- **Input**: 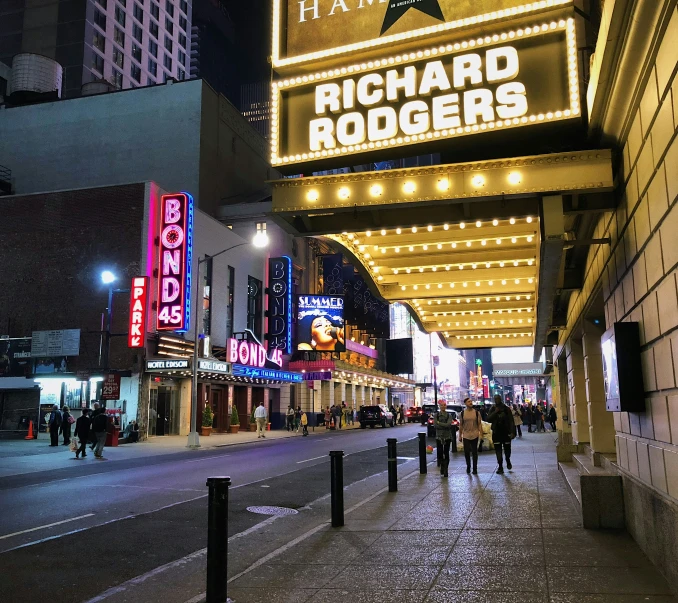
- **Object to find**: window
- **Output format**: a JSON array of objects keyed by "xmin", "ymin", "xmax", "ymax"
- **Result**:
[
  {"xmin": 132, "ymin": 43, "xmax": 142, "ymax": 62},
  {"xmin": 118, "ymin": 0, "xmax": 126, "ymax": 5},
  {"xmin": 179, "ymin": 15, "xmax": 186, "ymax": 31},
  {"xmin": 178, "ymin": 49, "xmax": 185, "ymax": 67},
  {"xmin": 94, "ymin": 8, "xmax": 107, "ymax": 30},
  {"xmin": 148, "ymin": 57, "xmax": 157, "ymax": 76},
  {"xmin": 180, "ymin": 0, "xmax": 187, "ymax": 14},
  {"xmin": 164, "ymin": 35, "xmax": 172, "ymax": 52},
  {"xmin": 115, "ymin": 5, "xmax": 126, "ymax": 26},
  {"xmin": 133, "ymin": 23, "xmax": 143, "ymax": 42},
  {"xmin": 131, "ymin": 64, "xmax": 141, "ymax": 82},
  {"xmin": 151, "ymin": 2, "xmax": 159, "ymax": 19},
  {"xmin": 226, "ymin": 266, "xmax": 234, "ymax": 339},
  {"xmin": 93, "ymin": 30, "xmax": 106, "ymax": 53},
  {"xmin": 133, "ymin": 3, "xmax": 144, "ymax": 23},
  {"xmin": 113, "ymin": 46, "xmax": 124, "ymax": 68},
  {"xmin": 150, "ymin": 20, "xmax": 159, "ymax": 38},
  {"xmin": 96, "ymin": 0, "xmax": 108, "ymax": 9},
  {"xmin": 114, "ymin": 27, "xmax": 125, "ymax": 48},
  {"xmin": 163, "ymin": 71, "xmax": 171, "ymax": 82},
  {"xmin": 147, "ymin": 75, "xmax": 155, "ymax": 85},
  {"xmin": 247, "ymin": 276, "xmax": 263, "ymax": 340},
  {"xmin": 112, "ymin": 68, "xmax": 123, "ymax": 88},
  {"xmin": 165, "ymin": 0, "xmax": 174, "ymax": 16},
  {"xmin": 177, "ymin": 67, "xmax": 184, "ymax": 80},
  {"xmin": 148, "ymin": 38, "xmax": 158, "ymax": 57},
  {"xmin": 92, "ymin": 51, "xmax": 104, "ymax": 74},
  {"xmin": 163, "ymin": 53, "xmax": 172, "ymax": 70},
  {"xmin": 178, "ymin": 33, "xmax": 186, "ymax": 48},
  {"xmin": 165, "ymin": 16, "xmax": 173, "ymax": 34}
]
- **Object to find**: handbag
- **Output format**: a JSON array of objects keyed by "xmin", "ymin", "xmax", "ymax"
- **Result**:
[
  {"xmin": 67, "ymin": 415, "xmax": 75, "ymax": 424},
  {"xmin": 69, "ymin": 439, "xmax": 78, "ymax": 452}
]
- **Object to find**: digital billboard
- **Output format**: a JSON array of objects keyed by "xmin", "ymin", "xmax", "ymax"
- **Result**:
[{"xmin": 296, "ymin": 295, "xmax": 346, "ymax": 352}]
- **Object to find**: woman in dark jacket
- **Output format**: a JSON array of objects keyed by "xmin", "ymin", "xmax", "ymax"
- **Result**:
[
  {"xmin": 60, "ymin": 406, "xmax": 73, "ymax": 446},
  {"xmin": 487, "ymin": 395, "xmax": 516, "ymax": 474},
  {"xmin": 434, "ymin": 401, "xmax": 454, "ymax": 478}
]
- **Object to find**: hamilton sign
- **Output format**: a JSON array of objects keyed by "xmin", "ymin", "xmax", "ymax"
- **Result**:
[{"xmin": 272, "ymin": 20, "xmax": 579, "ymax": 168}]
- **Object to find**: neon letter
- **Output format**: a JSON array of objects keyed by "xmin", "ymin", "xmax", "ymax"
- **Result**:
[
  {"xmin": 309, "ymin": 118, "xmax": 336, "ymax": 151},
  {"xmin": 386, "ymin": 66, "xmax": 416, "ymax": 101},
  {"xmin": 453, "ymin": 53, "xmax": 482, "ymax": 89},
  {"xmin": 432, "ymin": 94, "xmax": 461, "ymax": 129},
  {"xmin": 399, "ymin": 100, "xmax": 430, "ymax": 136},
  {"xmin": 463, "ymin": 89, "xmax": 495, "ymax": 125},
  {"xmin": 367, "ymin": 106, "xmax": 398, "ymax": 141},
  {"xmin": 486, "ymin": 47, "xmax": 519, "ymax": 83},
  {"xmin": 419, "ymin": 60, "xmax": 451, "ymax": 95}
]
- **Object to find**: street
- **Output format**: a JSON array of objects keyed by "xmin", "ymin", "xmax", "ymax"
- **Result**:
[{"xmin": 1, "ymin": 424, "xmax": 424, "ymax": 603}]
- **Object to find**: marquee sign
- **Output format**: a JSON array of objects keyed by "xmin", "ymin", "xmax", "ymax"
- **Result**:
[
  {"xmin": 197, "ymin": 359, "xmax": 232, "ymax": 374},
  {"xmin": 232, "ymin": 364, "xmax": 304, "ymax": 383},
  {"xmin": 226, "ymin": 338, "xmax": 283, "ymax": 369},
  {"xmin": 272, "ymin": 0, "xmax": 573, "ymax": 69},
  {"xmin": 156, "ymin": 192, "xmax": 194, "ymax": 333},
  {"xmin": 271, "ymin": 19, "xmax": 579, "ymax": 168},
  {"xmin": 128, "ymin": 277, "xmax": 149, "ymax": 348},
  {"xmin": 146, "ymin": 358, "xmax": 190, "ymax": 370},
  {"xmin": 267, "ymin": 257, "xmax": 293, "ymax": 354}
]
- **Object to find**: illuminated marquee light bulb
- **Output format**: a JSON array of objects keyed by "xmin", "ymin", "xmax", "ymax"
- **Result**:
[
  {"xmin": 446, "ymin": 265, "xmax": 451, "ymax": 271},
  {"xmin": 492, "ymin": 219, "xmax": 499, "ymax": 226},
  {"xmin": 463, "ymin": 282, "xmax": 468, "ymax": 287},
  {"xmin": 396, "ymin": 228, "xmax": 402, "ymax": 235},
  {"xmin": 528, "ymin": 259, "xmax": 534, "ymax": 266},
  {"xmin": 443, "ymin": 223, "xmax": 449, "ymax": 230},
  {"xmin": 471, "ymin": 263, "xmax": 477, "ymax": 269},
  {"xmin": 515, "ymin": 279, "xmax": 520, "ymax": 284},
  {"xmin": 475, "ymin": 220, "xmax": 482, "ymax": 228},
  {"xmin": 486, "ymin": 262, "xmax": 491, "ymax": 268},
  {"xmin": 475, "ymin": 281, "xmax": 480, "ymax": 287},
  {"xmin": 509, "ymin": 218, "xmax": 516, "ymax": 225},
  {"xmin": 501, "ymin": 280, "xmax": 507, "ymax": 285},
  {"xmin": 513, "ymin": 260, "xmax": 519, "ymax": 266},
  {"xmin": 393, "ymin": 269, "xmax": 399, "ymax": 275},
  {"xmin": 432, "ymin": 266, "xmax": 437, "ymax": 272},
  {"xmin": 409, "ymin": 246, "xmax": 414, "ymax": 252},
  {"xmin": 438, "ymin": 178, "xmax": 450, "ymax": 192},
  {"xmin": 380, "ymin": 229, "xmax": 386, "ymax": 236},
  {"xmin": 451, "ymin": 242, "xmax": 457, "ymax": 248},
  {"xmin": 499, "ymin": 261, "xmax": 505, "ymax": 267},
  {"xmin": 419, "ymin": 267, "xmax": 424, "ymax": 272},
  {"xmin": 488, "ymin": 280, "xmax": 493, "ymax": 286},
  {"xmin": 526, "ymin": 216, "xmax": 533, "ymax": 223},
  {"xmin": 395, "ymin": 247, "xmax": 400, "ymax": 253},
  {"xmin": 459, "ymin": 264, "xmax": 464, "ymax": 270},
  {"xmin": 338, "ymin": 187, "xmax": 350, "ymax": 200},
  {"xmin": 511, "ymin": 237, "xmax": 517, "ymax": 244},
  {"xmin": 466, "ymin": 241, "xmax": 472, "ymax": 247},
  {"xmin": 403, "ymin": 182, "xmax": 416, "ymax": 194},
  {"xmin": 472, "ymin": 175, "xmax": 485, "ymax": 187},
  {"xmin": 459, "ymin": 222, "xmax": 466, "ymax": 229},
  {"xmin": 370, "ymin": 184, "xmax": 383, "ymax": 197},
  {"xmin": 527, "ymin": 236, "xmax": 533, "ymax": 243},
  {"xmin": 423, "ymin": 245, "xmax": 428, "ymax": 251},
  {"xmin": 507, "ymin": 172, "xmax": 522, "ymax": 185},
  {"xmin": 406, "ymin": 268, "xmax": 411, "ymax": 273},
  {"xmin": 427, "ymin": 225, "xmax": 433, "ymax": 232},
  {"xmin": 401, "ymin": 285, "xmax": 406, "ymax": 291},
  {"xmin": 437, "ymin": 243, "xmax": 442, "ymax": 250},
  {"xmin": 306, "ymin": 190, "xmax": 319, "ymax": 202},
  {"xmin": 411, "ymin": 226, "xmax": 418, "ymax": 233},
  {"xmin": 496, "ymin": 238, "xmax": 502, "ymax": 245},
  {"xmin": 381, "ymin": 248, "xmax": 386, "ymax": 254}
]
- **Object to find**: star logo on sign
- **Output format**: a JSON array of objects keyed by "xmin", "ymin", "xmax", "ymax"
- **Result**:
[{"xmin": 381, "ymin": 0, "xmax": 445, "ymax": 35}]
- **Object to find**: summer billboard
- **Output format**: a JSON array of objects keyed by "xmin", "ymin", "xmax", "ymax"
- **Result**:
[{"xmin": 296, "ymin": 295, "xmax": 346, "ymax": 352}]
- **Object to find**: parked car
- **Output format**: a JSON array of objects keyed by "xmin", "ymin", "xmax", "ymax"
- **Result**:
[
  {"xmin": 359, "ymin": 404, "xmax": 394, "ymax": 428},
  {"xmin": 405, "ymin": 406, "xmax": 422, "ymax": 423},
  {"xmin": 420, "ymin": 404, "xmax": 438, "ymax": 426}
]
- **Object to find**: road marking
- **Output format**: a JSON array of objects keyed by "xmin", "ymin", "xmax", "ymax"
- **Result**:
[
  {"xmin": 296, "ymin": 455, "xmax": 326, "ymax": 464},
  {"xmin": 397, "ymin": 456, "xmax": 416, "ymax": 460},
  {"xmin": 183, "ymin": 455, "xmax": 228, "ymax": 463},
  {"xmin": 0, "ymin": 514, "xmax": 94, "ymax": 541}
]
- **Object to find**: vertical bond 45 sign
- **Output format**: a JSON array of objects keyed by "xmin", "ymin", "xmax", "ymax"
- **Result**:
[
  {"xmin": 157, "ymin": 193, "xmax": 194, "ymax": 332},
  {"xmin": 267, "ymin": 257, "xmax": 293, "ymax": 354}
]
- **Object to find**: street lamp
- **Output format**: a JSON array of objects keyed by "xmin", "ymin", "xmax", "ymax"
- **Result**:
[
  {"xmin": 187, "ymin": 230, "xmax": 269, "ymax": 448},
  {"xmin": 99, "ymin": 270, "xmax": 130, "ymax": 377}
]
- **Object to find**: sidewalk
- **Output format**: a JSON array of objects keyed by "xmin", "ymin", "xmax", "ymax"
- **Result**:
[
  {"xmin": 219, "ymin": 433, "xmax": 677, "ymax": 603},
  {"xmin": 0, "ymin": 421, "xmax": 364, "ymax": 478}
]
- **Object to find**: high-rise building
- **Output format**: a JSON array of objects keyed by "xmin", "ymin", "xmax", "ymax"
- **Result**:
[{"xmin": 0, "ymin": 0, "xmax": 192, "ymax": 98}]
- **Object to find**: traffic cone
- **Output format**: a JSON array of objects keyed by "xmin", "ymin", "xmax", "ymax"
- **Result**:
[{"xmin": 25, "ymin": 420, "xmax": 35, "ymax": 440}]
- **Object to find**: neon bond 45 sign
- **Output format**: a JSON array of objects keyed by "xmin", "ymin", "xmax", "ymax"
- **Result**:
[{"xmin": 156, "ymin": 193, "xmax": 194, "ymax": 332}]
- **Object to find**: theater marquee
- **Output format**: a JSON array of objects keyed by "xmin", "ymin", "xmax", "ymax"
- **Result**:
[
  {"xmin": 271, "ymin": 19, "xmax": 579, "ymax": 168},
  {"xmin": 272, "ymin": 0, "xmax": 573, "ymax": 69}
]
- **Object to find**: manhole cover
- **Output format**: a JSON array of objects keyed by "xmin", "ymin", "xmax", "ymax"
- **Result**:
[{"xmin": 246, "ymin": 505, "xmax": 299, "ymax": 516}]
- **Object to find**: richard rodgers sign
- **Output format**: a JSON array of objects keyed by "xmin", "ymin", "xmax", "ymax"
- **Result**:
[{"xmin": 271, "ymin": 20, "xmax": 579, "ymax": 168}]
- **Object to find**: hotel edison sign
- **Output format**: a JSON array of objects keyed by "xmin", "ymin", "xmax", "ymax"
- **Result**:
[{"xmin": 271, "ymin": 19, "xmax": 579, "ymax": 167}]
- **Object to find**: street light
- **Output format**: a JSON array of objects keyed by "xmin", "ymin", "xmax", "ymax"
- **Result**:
[
  {"xmin": 99, "ymin": 270, "xmax": 130, "ymax": 375},
  {"xmin": 187, "ymin": 230, "xmax": 269, "ymax": 448},
  {"xmin": 101, "ymin": 270, "xmax": 117, "ymax": 285}
]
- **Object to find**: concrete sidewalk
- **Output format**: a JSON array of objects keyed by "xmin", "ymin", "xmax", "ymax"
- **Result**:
[{"xmin": 218, "ymin": 433, "xmax": 677, "ymax": 603}]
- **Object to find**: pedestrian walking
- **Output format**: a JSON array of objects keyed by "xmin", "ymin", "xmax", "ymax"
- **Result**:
[
  {"xmin": 74, "ymin": 408, "xmax": 91, "ymax": 459},
  {"xmin": 254, "ymin": 402, "xmax": 267, "ymax": 438},
  {"xmin": 90, "ymin": 403, "xmax": 103, "ymax": 451},
  {"xmin": 333, "ymin": 404, "xmax": 342, "ymax": 429},
  {"xmin": 534, "ymin": 405, "xmax": 544, "ymax": 432},
  {"xmin": 512, "ymin": 404, "xmax": 523, "ymax": 438},
  {"xmin": 548, "ymin": 404, "xmax": 557, "ymax": 431},
  {"xmin": 301, "ymin": 410, "xmax": 309, "ymax": 436},
  {"xmin": 458, "ymin": 397, "xmax": 483, "ymax": 474},
  {"xmin": 48, "ymin": 405, "xmax": 62, "ymax": 447},
  {"xmin": 487, "ymin": 394, "xmax": 516, "ymax": 474},
  {"xmin": 324, "ymin": 406, "xmax": 331, "ymax": 429},
  {"xmin": 286, "ymin": 405, "xmax": 295, "ymax": 432},
  {"xmin": 91, "ymin": 406, "xmax": 109, "ymax": 459},
  {"xmin": 295, "ymin": 406, "xmax": 302, "ymax": 432},
  {"xmin": 434, "ymin": 401, "xmax": 453, "ymax": 477},
  {"xmin": 60, "ymin": 406, "xmax": 74, "ymax": 446},
  {"xmin": 526, "ymin": 404, "xmax": 534, "ymax": 433}
]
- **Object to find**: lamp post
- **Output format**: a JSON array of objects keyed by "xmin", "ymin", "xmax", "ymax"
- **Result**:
[
  {"xmin": 100, "ymin": 271, "xmax": 129, "ymax": 372},
  {"xmin": 187, "ymin": 228, "xmax": 269, "ymax": 449}
]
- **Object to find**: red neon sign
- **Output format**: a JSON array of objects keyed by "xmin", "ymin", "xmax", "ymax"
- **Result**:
[
  {"xmin": 156, "ymin": 192, "xmax": 193, "ymax": 332},
  {"xmin": 226, "ymin": 338, "xmax": 282, "ymax": 368},
  {"xmin": 128, "ymin": 277, "xmax": 149, "ymax": 348}
]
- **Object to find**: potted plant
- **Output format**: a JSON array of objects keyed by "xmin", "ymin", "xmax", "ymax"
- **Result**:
[
  {"xmin": 201, "ymin": 405, "xmax": 214, "ymax": 436},
  {"xmin": 230, "ymin": 405, "xmax": 240, "ymax": 434},
  {"xmin": 249, "ymin": 406, "xmax": 257, "ymax": 431}
]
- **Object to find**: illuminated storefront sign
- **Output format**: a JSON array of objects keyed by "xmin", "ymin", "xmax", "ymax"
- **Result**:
[
  {"xmin": 302, "ymin": 371, "xmax": 333, "ymax": 380},
  {"xmin": 232, "ymin": 364, "xmax": 303, "ymax": 383},
  {"xmin": 271, "ymin": 20, "xmax": 579, "ymax": 168},
  {"xmin": 146, "ymin": 358, "xmax": 190, "ymax": 370},
  {"xmin": 156, "ymin": 192, "xmax": 194, "ymax": 332},
  {"xmin": 226, "ymin": 338, "xmax": 283, "ymax": 369},
  {"xmin": 267, "ymin": 257, "xmax": 293, "ymax": 354},
  {"xmin": 128, "ymin": 277, "xmax": 149, "ymax": 348},
  {"xmin": 197, "ymin": 359, "xmax": 231, "ymax": 374},
  {"xmin": 272, "ymin": 0, "xmax": 573, "ymax": 69}
]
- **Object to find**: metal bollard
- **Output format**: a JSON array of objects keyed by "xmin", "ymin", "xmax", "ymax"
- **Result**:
[
  {"xmin": 206, "ymin": 476, "xmax": 231, "ymax": 603},
  {"xmin": 418, "ymin": 432, "xmax": 427, "ymax": 474},
  {"xmin": 387, "ymin": 438, "xmax": 398, "ymax": 492},
  {"xmin": 330, "ymin": 451, "xmax": 344, "ymax": 527}
]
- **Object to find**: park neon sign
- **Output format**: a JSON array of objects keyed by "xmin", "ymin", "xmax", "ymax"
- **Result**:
[
  {"xmin": 156, "ymin": 192, "xmax": 194, "ymax": 332},
  {"xmin": 128, "ymin": 277, "xmax": 149, "ymax": 348}
]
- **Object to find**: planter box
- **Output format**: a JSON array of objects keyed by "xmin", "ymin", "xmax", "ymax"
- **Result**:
[
  {"xmin": 200, "ymin": 426, "xmax": 212, "ymax": 436},
  {"xmin": 230, "ymin": 425, "xmax": 240, "ymax": 434},
  {"xmin": 249, "ymin": 423, "xmax": 257, "ymax": 432}
]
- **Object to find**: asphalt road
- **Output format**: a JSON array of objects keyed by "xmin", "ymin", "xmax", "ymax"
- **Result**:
[{"xmin": 1, "ymin": 424, "xmax": 426, "ymax": 603}]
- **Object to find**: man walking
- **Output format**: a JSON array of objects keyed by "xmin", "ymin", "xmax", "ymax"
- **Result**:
[
  {"xmin": 434, "ymin": 401, "xmax": 454, "ymax": 477},
  {"xmin": 48, "ymin": 405, "xmax": 62, "ymax": 447},
  {"xmin": 74, "ymin": 408, "xmax": 91, "ymax": 459},
  {"xmin": 548, "ymin": 404, "xmax": 557, "ymax": 432},
  {"xmin": 91, "ymin": 405, "xmax": 109, "ymax": 459},
  {"xmin": 254, "ymin": 402, "xmax": 267, "ymax": 438},
  {"xmin": 488, "ymin": 395, "xmax": 516, "ymax": 474},
  {"xmin": 458, "ymin": 397, "xmax": 483, "ymax": 474},
  {"xmin": 286, "ymin": 404, "xmax": 295, "ymax": 432}
]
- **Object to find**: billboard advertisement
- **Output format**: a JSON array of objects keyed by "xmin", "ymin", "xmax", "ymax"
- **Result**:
[
  {"xmin": 0, "ymin": 338, "xmax": 32, "ymax": 377},
  {"xmin": 156, "ymin": 192, "xmax": 194, "ymax": 332},
  {"xmin": 296, "ymin": 295, "xmax": 345, "ymax": 352}
]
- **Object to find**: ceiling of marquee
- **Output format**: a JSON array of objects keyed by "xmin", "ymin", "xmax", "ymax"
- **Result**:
[{"xmin": 326, "ymin": 215, "xmax": 539, "ymax": 349}]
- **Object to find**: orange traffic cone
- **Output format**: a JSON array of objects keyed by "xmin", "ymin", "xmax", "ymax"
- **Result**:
[{"xmin": 25, "ymin": 420, "xmax": 35, "ymax": 440}]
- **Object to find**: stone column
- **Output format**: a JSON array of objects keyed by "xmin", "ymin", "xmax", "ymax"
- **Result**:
[
  {"xmin": 321, "ymin": 380, "xmax": 334, "ymax": 409},
  {"xmin": 567, "ymin": 338, "xmax": 590, "ymax": 445},
  {"xmin": 584, "ymin": 324, "xmax": 616, "ymax": 454}
]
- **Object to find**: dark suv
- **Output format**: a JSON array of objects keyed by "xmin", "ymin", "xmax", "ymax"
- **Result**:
[{"xmin": 359, "ymin": 405, "xmax": 394, "ymax": 428}]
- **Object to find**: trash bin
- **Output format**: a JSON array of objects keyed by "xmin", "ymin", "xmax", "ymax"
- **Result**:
[{"xmin": 106, "ymin": 427, "xmax": 120, "ymax": 447}]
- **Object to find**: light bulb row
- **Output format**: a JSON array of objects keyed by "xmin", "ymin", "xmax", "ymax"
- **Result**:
[
  {"xmin": 448, "ymin": 333, "xmax": 533, "ymax": 340},
  {"xmin": 352, "ymin": 235, "xmax": 536, "ymax": 255},
  {"xmin": 412, "ymin": 294, "xmax": 532, "ymax": 306},
  {"xmin": 272, "ymin": 1, "xmax": 572, "ymax": 67},
  {"xmin": 429, "ymin": 308, "xmax": 533, "ymax": 317},
  {"xmin": 437, "ymin": 318, "xmax": 533, "ymax": 327},
  {"xmin": 362, "ymin": 217, "xmax": 534, "ymax": 237},
  {"xmin": 401, "ymin": 278, "xmax": 535, "ymax": 291},
  {"xmin": 392, "ymin": 258, "xmax": 535, "ymax": 274}
]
